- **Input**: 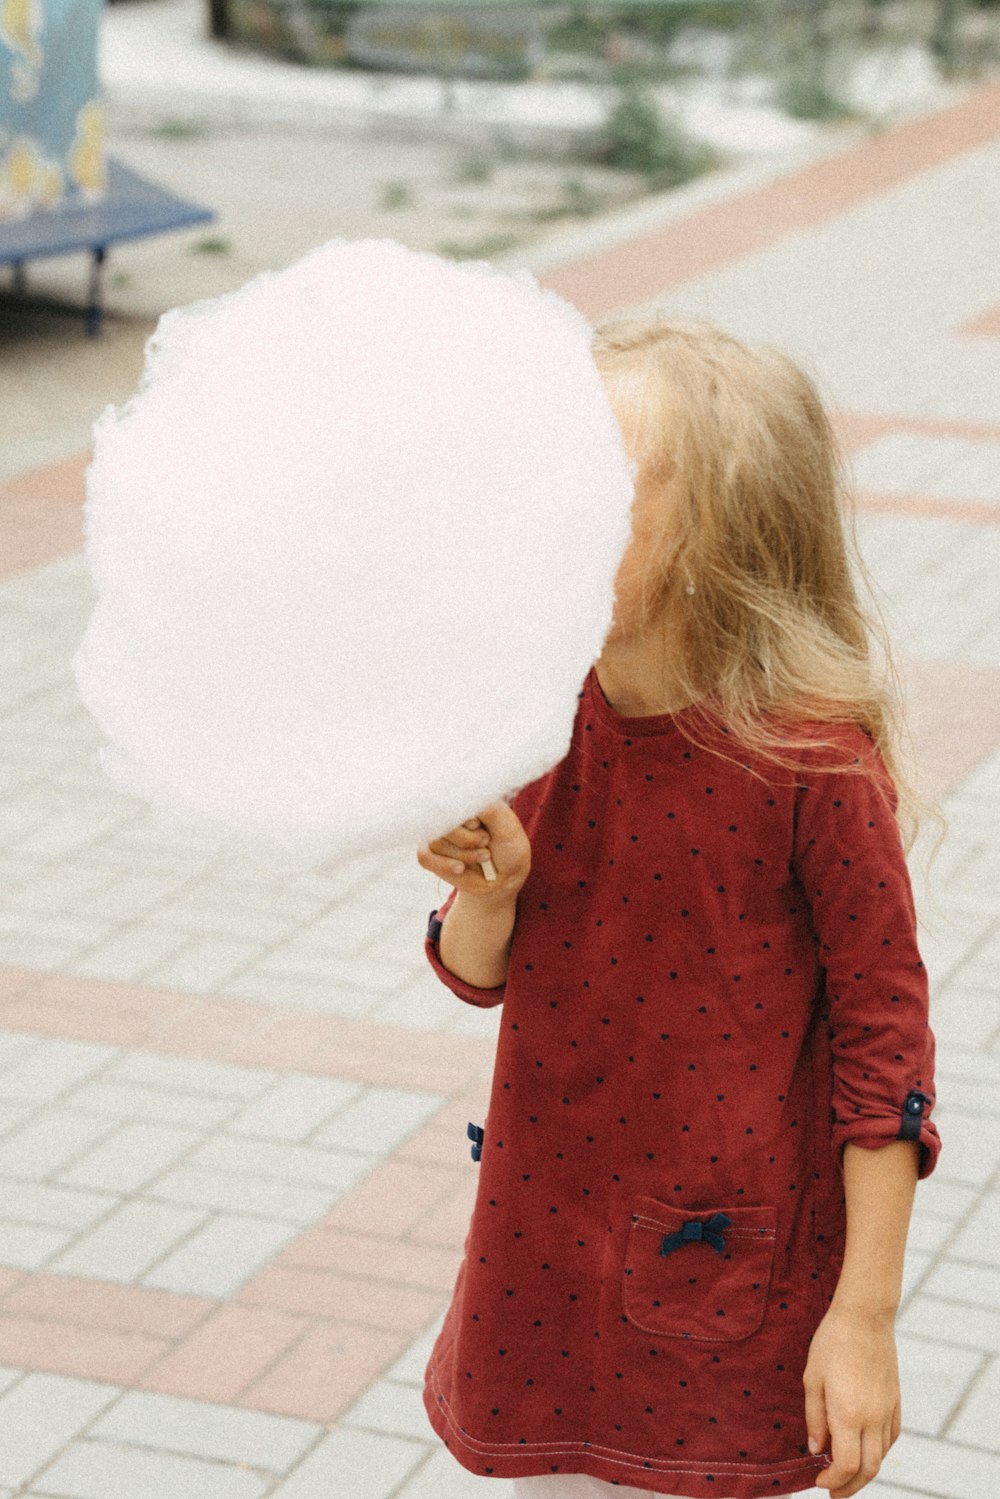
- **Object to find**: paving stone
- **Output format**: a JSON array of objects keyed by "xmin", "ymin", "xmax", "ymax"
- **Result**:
[
  {"xmin": 878, "ymin": 1428, "xmax": 1000, "ymax": 1498},
  {"xmin": 141, "ymin": 937, "xmax": 270, "ymax": 995},
  {"xmin": 148, "ymin": 1164, "xmax": 333, "ymax": 1223},
  {"xmin": 394, "ymin": 1445, "xmax": 514, "ymax": 1498},
  {"xmin": 924, "ymin": 1106, "xmax": 1000, "ymax": 1187},
  {"xmin": 921, "ymin": 1258, "xmax": 1000, "ymax": 1309},
  {"xmin": 270, "ymin": 1426, "xmax": 427, "ymax": 1499},
  {"xmin": 106, "ymin": 1052, "xmax": 278, "ymax": 1098},
  {"xmin": 141, "ymin": 1213, "xmax": 300, "ymax": 1298},
  {"xmin": 0, "ymin": 1032, "xmax": 39, "ymax": 1069},
  {"xmin": 144, "ymin": 902, "xmax": 306, "ymax": 944},
  {"xmin": 899, "ymin": 1294, "xmax": 1000, "ymax": 1354},
  {"xmin": 311, "ymin": 1086, "xmax": 445, "ymax": 1155},
  {"xmin": 89, "ymin": 1389, "xmax": 321, "ymax": 1469},
  {"xmin": 0, "ymin": 1221, "xmax": 74, "ymax": 1270},
  {"xmin": 227, "ymin": 1075, "xmax": 363, "ymax": 1143},
  {"xmin": 945, "ymin": 1354, "xmax": 1000, "ymax": 1450},
  {"xmin": 896, "ymin": 1332, "xmax": 986, "ymax": 1436},
  {"xmin": 948, "ymin": 1192, "xmax": 1000, "ymax": 1268},
  {"xmin": 69, "ymin": 927, "xmax": 193, "ymax": 985},
  {"xmin": 214, "ymin": 973, "xmax": 375, "ymax": 1014},
  {"xmin": 64, "ymin": 1079, "xmax": 238, "ymax": 1130},
  {"xmin": 193, "ymin": 1134, "xmax": 374, "ymax": 1195},
  {"xmin": 0, "ymin": 1039, "xmax": 116, "ymax": 1105},
  {"xmin": 30, "ymin": 1438, "xmax": 271, "ymax": 1499},
  {"xmin": 0, "ymin": 1373, "xmax": 117, "ymax": 1488},
  {"xmin": 4, "ymin": 866, "xmax": 115, "ymax": 915},
  {"xmin": 51, "ymin": 1199, "xmax": 208, "ymax": 1282},
  {"xmin": 57, "ymin": 1122, "xmax": 202, "ymax": 1193},
  {"xmin": 341, "ymin": 1378, "xmax": 436, "ymax": 1442},
  {"xmin": 383, "ymin": 1315, "xmax": 447, "ymax": 1386},
  {"xmin": 0, "ymin": 1113, "xmax": 118, "ymax": 1182}
]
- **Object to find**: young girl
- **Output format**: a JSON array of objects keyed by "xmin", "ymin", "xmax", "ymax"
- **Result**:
[{"xmin": 416, "ymin": 318, "xmax": 941, "ymax": 1499}]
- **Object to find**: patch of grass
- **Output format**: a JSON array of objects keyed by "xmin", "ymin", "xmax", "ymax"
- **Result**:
[
  {"xmin": 593, "ymin": 86, "xmax": 717, "ymax": 185},
  {"xmin": 380, "ymin": 179, "xmax": 414, "ymax": 210},
  {"xmin": 775, "ymin": 75, "xmax": 852, "ymax": 121},
  {"xmin": 435, "ymin": 233, "xmax": 521, "ymax": 261},
  {"xmin": 530, "ymin": 177, "xmax": 605, "ymax": 222},
  {"xmin": 453, "ymin": 150, "xmax": 495, "ymax": 184},
  {"xmin": 189, "ymin": 235, "xmax": 232, "ymax": 255},
  {"xmin": 151, "ymin": 118, "xmax": 207, "ymax": 140}
]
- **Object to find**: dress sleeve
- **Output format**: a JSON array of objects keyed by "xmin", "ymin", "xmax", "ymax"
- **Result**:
[
  {"xmin": 792, "ymin": 728, "xmax": 941, "ymax": 1181},
  {"xmin": 424, "ymin": 887, "xmax": 507, "ymax": 1008}
]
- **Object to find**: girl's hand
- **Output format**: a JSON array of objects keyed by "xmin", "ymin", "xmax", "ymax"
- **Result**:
[
  {"xmin": 803, "ymin": 1305, "xmax": 902, "ymax": 1498},
  {"xmin": 417, "ymin": 800, "xmax": 531, "ymax": 901}
]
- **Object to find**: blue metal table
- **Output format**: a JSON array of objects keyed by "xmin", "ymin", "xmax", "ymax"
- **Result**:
[{"xmin": 0, "ymin": 158, "xmax": 215, "ymax": 336}]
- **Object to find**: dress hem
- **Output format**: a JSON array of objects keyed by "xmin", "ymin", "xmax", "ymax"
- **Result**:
[{"xmin": 422, "ymin": 1362, "xmax": 833, "ymax": 1499}]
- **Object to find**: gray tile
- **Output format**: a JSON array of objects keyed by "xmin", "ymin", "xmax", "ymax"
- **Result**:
[
  {"xmin": 227, "ymin": 1075, "xmax": 362, "ymax": 1143},
  {"xmin": 0, "ymin": 1374, "xmax": 117, "ymax": 1488},
  {"xmin": 51, "ymin": 1199, "xmax": 207, "ymax": 1282},
  {"xmin": 272, "ymin": 1428, "xmax": 427, "ymax": 1499},
  {"xmin": 946, "ymin": 1355, "xmax": 1000, "ymax": 1450},
  {"xmin": 148, "ymin": 1165, "xmax": 332, "ymax": 1224},
  {"xmin": 31, "ymin": 1439, "xmax": 271, "ymax": 1499},
  {"xmin": 311, "ymin": 1086, "xmax": 445, "ymax": 1155},
  {"xmin": 57, "ymin": 1122, "xmax": 201, "ymax": 1193},
  {"xmin": 897, "ymin": 1332, "xmax": 985, "ymax": 1436},
  {"xmin": 89, "ymin": 1391, "xmax": 321, "ymax": 1470},
  {"xmin": 141, "ymin": 1213, "xmax": 300, "ymax": 1297},
  {"xmin": 0, "ymin": 1040, "xmax": 116, "ymax": 1106},
  {"xmin": 105, "ymin": 1053, "xmax": 278, "ymax": 1099}
]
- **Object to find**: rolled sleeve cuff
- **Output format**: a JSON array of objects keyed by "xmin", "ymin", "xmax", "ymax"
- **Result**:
[
  {"xmin": 834, "ymin": 1088, "xmax": 941, "ymax": 1180},
  {"xmin": 424, "ymin": 908, "xmax": 507, "ymax": 1008}
]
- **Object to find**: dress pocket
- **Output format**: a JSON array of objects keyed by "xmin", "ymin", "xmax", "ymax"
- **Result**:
[{"xmin": 622, "ymin": 1195, "xmax": 778, "ymax": 1342}]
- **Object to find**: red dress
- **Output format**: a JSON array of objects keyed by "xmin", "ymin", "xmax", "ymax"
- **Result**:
[{"xmin": 421, "ymin": 664, "xmax": 941, "ymax": 1499}]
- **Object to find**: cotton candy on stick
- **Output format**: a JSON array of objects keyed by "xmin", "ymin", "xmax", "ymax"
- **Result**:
[{"xmin": 72, "ymin": 238, "xmax": 636, "ymax": 873}]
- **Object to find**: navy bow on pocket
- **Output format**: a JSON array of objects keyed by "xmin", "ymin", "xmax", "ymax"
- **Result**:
[{"xmin": 660, "ymin": 1211, "xmax": 732, "ymax": 1257}]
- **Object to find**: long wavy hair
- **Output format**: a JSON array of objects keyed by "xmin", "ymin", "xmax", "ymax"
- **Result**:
[{"xmin": 590, "ymin": 314, "xmax": 933, "ymax": 853}]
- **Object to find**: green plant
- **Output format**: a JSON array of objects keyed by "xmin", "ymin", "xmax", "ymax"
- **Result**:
[
  {"xmin": 453, "ymin": 150, "xmax": 495, "ymax": 184},
  {"xmin": 595, "ymin": 85, "xmax": 717, "ymax": 184},
  {"xmin": 775, "ymin": 74, "xmax": 851, "ymax": 119},
  {"xmin": 435, "ymin": 233, "xmax": 521, "ymax": 260},
  {"xmin": 380, "ymin": 179, "xmax": 413, "ymax": 210},
  {"xmin": 151, "ymin": 118, "xmax": 207, "ymax": 140},
  {"xmin": 561, "ymin": 177, "xmax": 603, "ymax": 216},
  {"xmin": 189, "ymin": 235, "xmax": 232, "ymax": 255}
]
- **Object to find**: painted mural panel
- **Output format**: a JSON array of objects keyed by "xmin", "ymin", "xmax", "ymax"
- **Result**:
[{"xmin": 0, "ymin": 0, "xmax": 105, "ymax": 218}]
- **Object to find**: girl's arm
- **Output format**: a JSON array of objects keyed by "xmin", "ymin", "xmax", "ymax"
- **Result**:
[
  {"xmin": 419, "ymin": 799, "xmax": 532, "ymax": 1006},
  {"xmin": 438, "ymin": 887, "xmax": 519, "ymax": 990},
  {"xmin": 804, "ymin": 1139, "xmax": 919, "ymax": 1499}
]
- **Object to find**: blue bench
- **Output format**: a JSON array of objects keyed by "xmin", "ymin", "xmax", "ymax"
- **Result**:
[{"xmin": 0, "ymin": 157, "xmax": 215, "ymax": 336}]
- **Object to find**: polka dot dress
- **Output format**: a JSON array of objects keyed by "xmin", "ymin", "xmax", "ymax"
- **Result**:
[{"xmin": 421, "ymin": 665, "xmax": 940, "ymax": 1499}]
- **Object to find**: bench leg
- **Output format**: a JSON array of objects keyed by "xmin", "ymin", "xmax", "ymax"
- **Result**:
[{"xmin": 87, "ymin": 245, "xmax": 107, "ymax": 337}]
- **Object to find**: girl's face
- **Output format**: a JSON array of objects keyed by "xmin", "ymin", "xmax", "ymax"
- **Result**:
[{"xmin": 607, "ymin": 454, "xmax": 677, "ymax": 643}]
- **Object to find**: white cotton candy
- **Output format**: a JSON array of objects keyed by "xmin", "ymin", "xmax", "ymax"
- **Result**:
[{"xmin": 73, "ymin": 238, "xmax": 635, "ymax": 871}]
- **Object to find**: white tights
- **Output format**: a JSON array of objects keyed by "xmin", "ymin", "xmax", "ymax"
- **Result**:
[{"xmin": 512, "ymin": 1480, "xmax": 794, "ymax": 1498}]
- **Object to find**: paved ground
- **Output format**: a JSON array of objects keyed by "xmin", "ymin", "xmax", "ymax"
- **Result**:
[{"xmin": 1, "ymin": 71, "xmax": 999, "ymax": 1499}]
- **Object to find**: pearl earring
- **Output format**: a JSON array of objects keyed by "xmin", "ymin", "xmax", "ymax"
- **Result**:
[{"xmin": 685, "ymin": 581, "xmax": 696, "ymax": 595}]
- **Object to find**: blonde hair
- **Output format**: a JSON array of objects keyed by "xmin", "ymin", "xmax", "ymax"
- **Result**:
[{"xmin": 591, "ymin": 314, "xmax": 935, "ymax": 854}]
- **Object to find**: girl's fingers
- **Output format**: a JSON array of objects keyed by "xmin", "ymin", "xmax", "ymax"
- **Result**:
[
  {"xmin": 431, "ymin": 826, "xmax": 488, "ymax": 852},
  {"xmin": 820, "ymin": 1419, "xmax": 860, "ymax": 1494},
  {"xmin": 429, "ymin": 836, "xmax": 492, "ymax": 866},
  {"xmin": 803, "ymin": 1382, "xmax": 828, "ymax": 1463},
  {"xmin": 418, "ymin": 843, "xmax": 492, "ymax": 879}
]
